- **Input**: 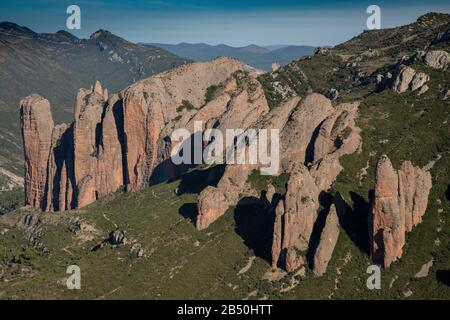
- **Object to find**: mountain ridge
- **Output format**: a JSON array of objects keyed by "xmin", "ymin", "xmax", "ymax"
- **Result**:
[{"xmin": 148, "ymin": 42, "xmax": 316, "ymax": 71}]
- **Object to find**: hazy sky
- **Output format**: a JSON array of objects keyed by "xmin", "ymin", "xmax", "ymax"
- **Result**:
[{"xmin": 1, "ymin": 0, "xmax": 449, "ymax": 46}]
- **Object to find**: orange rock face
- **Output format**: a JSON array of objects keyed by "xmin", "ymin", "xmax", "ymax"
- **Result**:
[
  {"xmin": 271, "ymin": 164, "xmax": 320, "ymax": 272},
  {"xmin": 195, "ymin": 96, "xmax": 299, "ymax": 230},
  {"xmin": 20, "ymin": 94, "xmax": 54, "ymax": 209},
  {"xmin": 73, "ymin": 85, "xmax": 106, "ymax": 207},
  {"xmin": 370, "ymin": 155, "xmax": 432, "ymax": 268},
  {"xmin": 20, "ymin": 58, "xmax": 244, "ymax": 211},
  {"xmin": 313, "ymin": 204, "xmax": 340, "ymax": 277},
  {"xmin": 269, "ymin": 97, "xmax": 362, "ymax": 272}
]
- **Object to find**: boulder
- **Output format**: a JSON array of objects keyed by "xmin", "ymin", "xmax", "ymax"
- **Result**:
[
  {"xmin": 392, "ymin": 66, "xmax": 416, "ymax": 93},
  {"xmin": 328, "ymin": 88, "xmax": 339, "ymax": 101},
  {"xmin": 443, "ymin": 89, "xmax": 450, "ymax": 100},
  {"xmin": 424, "ymin": 50, "xmax": 449, "ymax": 70},
  {"xmin": 410, "ymin": 72, "xmax": 429, "ymax": 91},
  {"xmin": 108, "ymin": 229, "xmax": 126, "ymax": 245}
]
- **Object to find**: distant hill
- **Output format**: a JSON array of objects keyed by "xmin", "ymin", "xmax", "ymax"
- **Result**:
[
  {"xmin": 147, "ymin": 42, "xmax": 316, "ymax": 71},
  {"xmin": 0, "ymin": 22, "xmax": 190, "ymax": 187}
]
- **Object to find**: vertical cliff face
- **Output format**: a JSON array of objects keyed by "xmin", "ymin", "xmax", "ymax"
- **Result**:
[
  {"xmin": 45, "ymin": 123, "xmax": 72, "ymax": 212},
  {"xmin": 276, "ymin": 164, "xmax": 320, "ymax": 272},
  {"xmin": 269, "ymin": 98, "xmax": 361, "ymax": 272},
  {"xmin": 20, "ymin": 57, "xmax": 245, "ymax": 211},
  {"xmin": 20, "ymin": 94, "xmax": 54, "ymax": 210},
  {"xmin": 95, "ymin": 94, "xmax": 124, "ymax": 200},
  {"xmin": 194, "ymin": 91, "xmax": 363, "ymax": 271},
  {"xmin": 121, "ymin": 57, "xmax": 244, "ymax": 191},
  {"xmin": 73, "ymin": 83, "xmax": 107, "ymax": 207},
  {"xmin": 370, "ymin": 155, "xmax": 432, "ymax": 268}
]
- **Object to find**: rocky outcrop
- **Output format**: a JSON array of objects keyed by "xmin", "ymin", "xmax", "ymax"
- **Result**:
[
  {"xmin": 73, "ymin": 82, "xmax": 108, "ymax": 207},
  {"xmin": 424, "ymin": 50, "xmax": 449, "ymax": 70},
  {"xmin": 194, "ymin": 91, "xmax": 361, "ymax": 272},
  {"xmin": 20, "ymin": 94, "xmax": 54, "ymax": 210},
  {"xmin": 281, "ymin": 93, "xmax": 334, "ymax": 171},
  {"xmin": 45, "ymin": 123, "xmax": 72, "ymax": 212},
  {"xmin": 122, "ymin": 57, "xmax": 243, "ymax": 190},
  {"xmin": 20, "ymin": 57, "xmax": 245, "ymax": 211},
  {"xmin": 398, "ymin": 161, "xmax": 433, "ymax": 232},
  {"xmin": 196, "ymin": 96, "xmax": 299, "ymax": 230},
  {"xmin": 370, "ymin": 155, "xmax": 432, "ymax": 268},
  {"xmin": 197, "ymin": 164, "xmax": 256, "ymax": 230},
  {"xmin": 313, "ymin": 204, "xmax": 340, "ymax": 277},
  {"xmin": 310, "ymin": 102, "xmax": 361, "ymax": 190},
  {"xmin": 410, "ymin": 72, "xmax": 430, "ymax": 91},
  {"xmin": 392, "ymin": 66, "xmax": 416, "ymax": 93},
  {"xmin": 270, "ymin": 98, "xmax": 361, "ymax": 272},
  {"xmin": 390, "ymin": 64, "xmax": 430, "ymax": 94},
  {"xmin": 273, "ymin": 164, "xmax": 320, "ymax": 272}
]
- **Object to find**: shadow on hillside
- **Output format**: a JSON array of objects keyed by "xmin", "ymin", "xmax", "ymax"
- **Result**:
[
  {"xmin": 149, "ymin": 133, "xmax": 198, "ymax": 186},
  {"xmin": 176, "ymin": 164, "xmax": 225, "ymax": 195},
  {"xmin": 304, "ymin": 120, "xmax": 325, "ymax": 166},
  {"xmin": 436, "ymin": 270, "xmax": 450, "ymax": 287},
  {"xmin": 178, "ymin": 203, "xmax": 198, "ymax": 226},
  {"xmin": 337, "ymin": 191, "xmax": 373, "ymax": 256},
  {"xmin": 446, "ymin": 184, "xmax": 450, "ymax": 202},
  {"xmin": 149, "ymin": 130, "xmax": 226, "ymax": 193},
  {"xmin": 306, "ymin": 192, "xmax": 334, "ymax": 268},
  {"xmin": 233, "ymin": 191, "xmax": 282, "ymax": 264}
]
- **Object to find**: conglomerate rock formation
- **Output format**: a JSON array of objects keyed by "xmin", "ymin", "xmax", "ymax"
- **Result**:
[
  {"xmin": 370, "ymin": 155, "xmax": 432, "ymax": 268},
  {"xmin": 270, "ymin": 99, "xmax": 362, "ymax": 271},
  {"xmin": 20, "ymin": 57, "xmax": 364, "ymax": 273},
  {"xmin": 20, "ymin": 57, "xmax": 244, "ymax": 210},
  {"xmin": 20, "ymin": 54, "xmax": 434, "ymax": 274},
  {"xmin": 20, "ymin": 94, "xmax": 54, "ymax": 210},
  {"xmin": 313, "ymin": 204, "xmax": 340, "ymax": 277}
]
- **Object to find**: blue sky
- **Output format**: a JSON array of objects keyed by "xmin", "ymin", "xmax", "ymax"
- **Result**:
[{"xmin": 0, "ymin": 0, "xmax": 449, "ymax": 46}]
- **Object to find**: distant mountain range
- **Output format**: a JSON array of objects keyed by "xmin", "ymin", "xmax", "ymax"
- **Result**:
[
  {"xmin": 0, "ymin": 21, "xmax": 190, "ymax": 187},
  {"xmin": 147, "ymin": 42, "xmax": 317, "ymax": 71}
]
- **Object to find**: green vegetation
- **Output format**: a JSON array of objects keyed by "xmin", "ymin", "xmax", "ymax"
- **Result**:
[
  {"xmin": 204, "ymin": 85, "xmax": 222, "ymax": 104},
  {"xmin": 0, "ymin": 189, "xmax": 24, "ymax": 215},
  {"xmin": 247, "ymin": 169, "xmax": 290, "ymax": 195},
  {"xmin": 176, "ymin": 99, "xmax": 195, "ymax": 112}
]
